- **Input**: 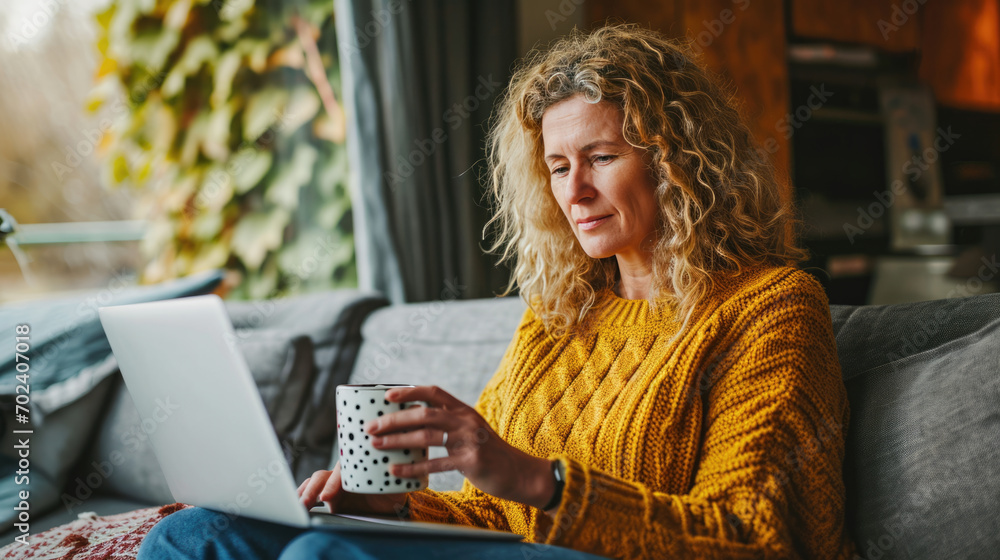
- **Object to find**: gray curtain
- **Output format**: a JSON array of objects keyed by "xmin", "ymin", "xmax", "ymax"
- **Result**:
[{"xmin": 335, "ymin": 0, "xmax": 517, "ymax": 303}]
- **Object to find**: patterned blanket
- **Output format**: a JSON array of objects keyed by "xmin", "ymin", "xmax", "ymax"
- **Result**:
[{"xmin": 0, "ymin": 504, "xmax": 189, "ymax": 560}]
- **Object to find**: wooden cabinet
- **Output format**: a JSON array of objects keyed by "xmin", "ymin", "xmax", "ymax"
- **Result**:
[
  {"xmin": 919, "ymin": 0, "xmax": 1000, "ymax": 111},
  {"xmin": 795, "ymin": 0, "xmax": 1000, "ymax": 111},
  {"xmin": 791, "ymin": 0, "xmax": 921, "ymax": 52}
]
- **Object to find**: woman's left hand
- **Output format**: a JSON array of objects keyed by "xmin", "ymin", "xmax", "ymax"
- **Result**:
[{"xmin": 367, "ymin": 385, "xmax": 555, "ymax": 509}]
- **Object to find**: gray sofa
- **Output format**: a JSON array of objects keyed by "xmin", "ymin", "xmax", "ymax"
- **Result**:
[{"xmin": 2, "ymin": 285, "xmax": 998, "ymax": 558}]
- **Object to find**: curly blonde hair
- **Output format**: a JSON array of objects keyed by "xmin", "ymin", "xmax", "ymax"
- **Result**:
[{"xmin": 485, "ymin": 24, "xmax": 807, "ymax": 337}]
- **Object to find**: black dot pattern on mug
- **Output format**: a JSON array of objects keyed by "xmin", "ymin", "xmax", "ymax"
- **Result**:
[{"xmin": 336, "ymin": 387, "xmax": 428, "ymax": 493}]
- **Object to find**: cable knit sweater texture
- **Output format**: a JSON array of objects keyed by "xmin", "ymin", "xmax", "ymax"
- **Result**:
[{"xmin": 406, "ymin": 265, "xmax": 856, "ymax": 559}]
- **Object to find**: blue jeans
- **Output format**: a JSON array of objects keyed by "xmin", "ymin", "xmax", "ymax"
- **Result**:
[{"xmin": 137, "ymin": 507, "xmax": 609, "ymax": 560}]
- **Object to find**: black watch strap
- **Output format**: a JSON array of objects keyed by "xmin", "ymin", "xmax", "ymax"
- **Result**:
[{"xmin": 542, "ymin": 459, "xmax": 565, "ymax": 511}]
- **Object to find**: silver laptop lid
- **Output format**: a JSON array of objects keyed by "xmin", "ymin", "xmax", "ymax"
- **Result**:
[{"xmin": 98, "ymin": 295, "xmax": 311, "ymax": 527}]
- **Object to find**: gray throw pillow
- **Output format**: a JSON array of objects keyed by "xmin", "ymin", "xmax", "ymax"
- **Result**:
[{"xmin": 832, "ymin": 293, "xmax": 1000, "ymax": 559}]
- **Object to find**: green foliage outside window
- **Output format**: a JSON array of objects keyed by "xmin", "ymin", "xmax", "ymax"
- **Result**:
[{"xmin": 91, "ymin": 0, "xmax": 355, "ymax": 298}]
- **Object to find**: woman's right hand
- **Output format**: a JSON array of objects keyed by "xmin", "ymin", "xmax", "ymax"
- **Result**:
[{"xmin": 297, "ymin": 461, "xmax": 408, "ymax": 516}]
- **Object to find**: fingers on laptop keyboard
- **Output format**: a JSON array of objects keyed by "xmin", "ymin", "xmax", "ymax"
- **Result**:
[{"xmin": 301, "ymin": 469, "xmax": 337, "ymax": 506}]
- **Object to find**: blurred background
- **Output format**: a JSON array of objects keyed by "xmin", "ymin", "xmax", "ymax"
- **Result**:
[{"xmin": 1, "ymin": 0, "xmax": 998, "ymax": 306}]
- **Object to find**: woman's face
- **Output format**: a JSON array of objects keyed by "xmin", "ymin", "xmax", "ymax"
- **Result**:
[{"xmin": 542, "ymin": 95, "xmax": 659, "ymax": 266}]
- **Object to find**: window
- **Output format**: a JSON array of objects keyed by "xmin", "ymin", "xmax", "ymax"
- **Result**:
[{"xmin": 1, "ymin": 0, "xmax": 355, "ymax": 303}]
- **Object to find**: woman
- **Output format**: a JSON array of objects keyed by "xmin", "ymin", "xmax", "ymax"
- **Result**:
[{"xmin": 139, "ymin": 24, "xmax": 856, "ymax": 559}]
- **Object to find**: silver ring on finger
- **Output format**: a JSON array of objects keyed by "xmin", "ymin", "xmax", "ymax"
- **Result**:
[{"xmin": 441, "ymin": 431, "xmax": 448, "ymax": 446}]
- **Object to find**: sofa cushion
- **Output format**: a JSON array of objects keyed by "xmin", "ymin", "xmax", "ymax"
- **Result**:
[
  {"xmin": 232, "ymin": 331, "xmax": 314, "ymax": 439},
  {"xmin": 347, "ymin": 296, "xmax": 527, "ymax": 491},
  {"xmin": 75, "ymin": 375, "xmax": 176, "ymax": 508},
  {"xmin": 271, "ymin": 292, "xmax": 389, "ymax": 481},
  {"xmin": 831, "ymin": 292, "xmax": 1000, "ymax": 559}
]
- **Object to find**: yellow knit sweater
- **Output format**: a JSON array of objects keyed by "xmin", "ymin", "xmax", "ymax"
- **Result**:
[{"xmin": 407, "ymin": 265, "xmax": 857, "ymax": 559}]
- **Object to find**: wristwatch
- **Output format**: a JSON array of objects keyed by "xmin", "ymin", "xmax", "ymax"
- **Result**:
[
  {"xmin": 396, "ymin": 494, "xmax": 411, "ymax": 519},
  {"xmin": 542, "ymin": 459, "xmax": 565, "ymax": 511}
]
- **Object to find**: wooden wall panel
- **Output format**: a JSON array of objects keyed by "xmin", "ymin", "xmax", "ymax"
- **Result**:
[
  {"xmin": 791, "ymin": 0, "xmax": 921, "ymax": 52},
  {"xmin": 919, "ymin": 0, "xmax": 1000, "ymax": 111},
  {"xmin": 587, "ymin": 0, "xmax": 684, "ymax": 37}
]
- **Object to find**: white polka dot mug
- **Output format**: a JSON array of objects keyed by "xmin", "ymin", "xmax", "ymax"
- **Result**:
[{"xmin": 336, "ymin": 384, "xmax": 429, "ymax": 494}]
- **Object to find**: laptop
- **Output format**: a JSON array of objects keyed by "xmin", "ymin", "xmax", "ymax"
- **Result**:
[{"xmin": 98, "ymin": 295, "xmax": 523, "ymax": 541}]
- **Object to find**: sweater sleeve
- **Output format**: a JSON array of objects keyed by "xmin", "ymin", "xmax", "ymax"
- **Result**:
[
  {"xmin": 530, "ymin": 275, "xmax": 855, "ymax": 559},
  {"xmin": 404, "ymin": 308, "xmax": 533, "ymax": 531}
]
